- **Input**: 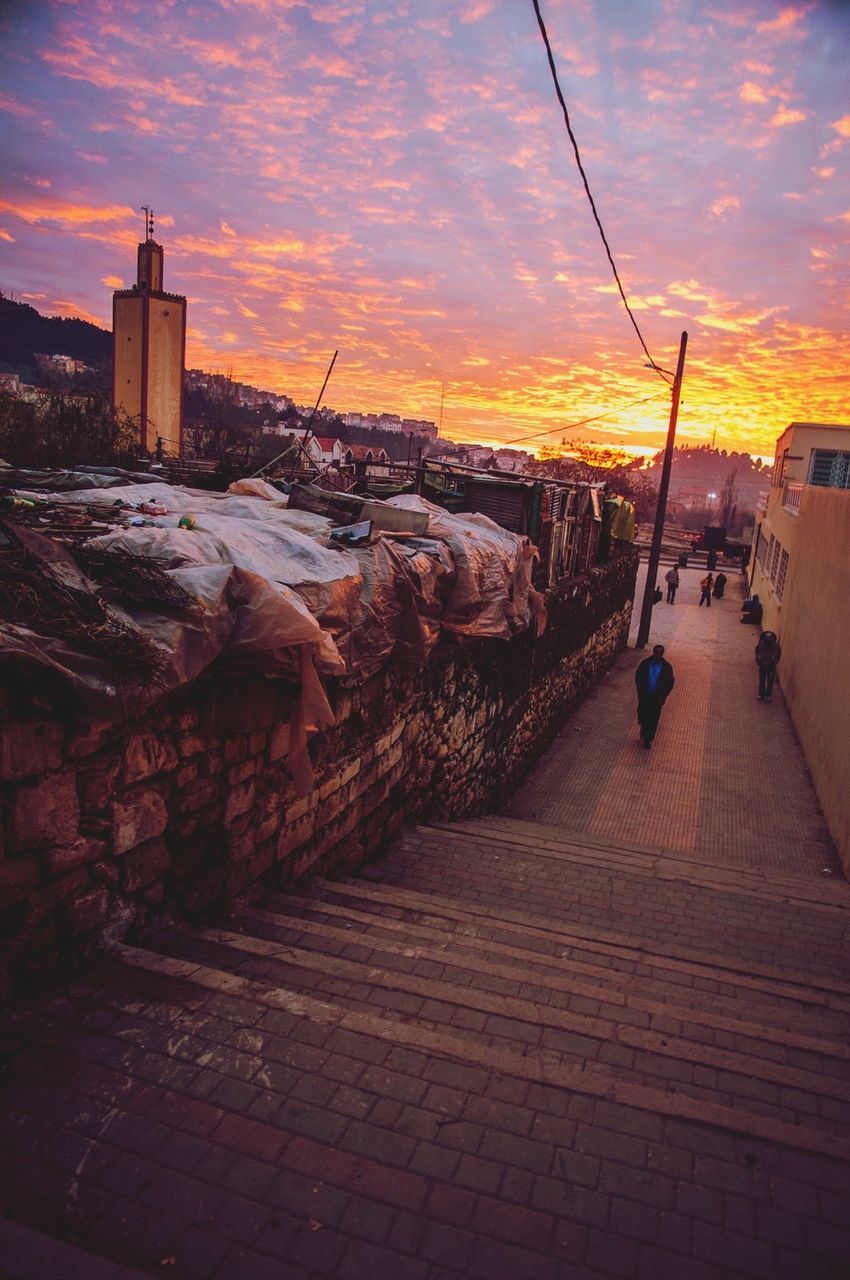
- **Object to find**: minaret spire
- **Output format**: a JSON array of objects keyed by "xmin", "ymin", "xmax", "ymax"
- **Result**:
[{"xmin": 140, "ymin": 205, "xmax": 154, "ymax": 241}]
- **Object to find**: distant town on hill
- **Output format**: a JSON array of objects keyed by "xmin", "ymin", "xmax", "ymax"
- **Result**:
[
  {"xmin": 0, "ymin": 293, "xmax": 768, "ymax": 523},
  {"xmin": 0, "ymin": 294, "xmax": 442, "ymax": 462}
]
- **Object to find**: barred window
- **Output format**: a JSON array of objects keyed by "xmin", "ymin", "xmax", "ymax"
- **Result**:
[
  {"xmin": 756, "ymin": 528, "xmax": 770, "ymax": 571},
  {"xmin": 769, "ymin": 536, "xmax": 781, "ymax": 582},
  {"xmin": 809, "ymin": 449, "xmax": 850, "ymax": 488},
  {"xmin": 765, "ymin": 532, "xmax": 776, "ymax": 577},
  {"xmin": 776, "ymin": 549, "xmax": 789, "ymax": 602},
  {"xmin": 772, "ymin": 444, "xmax": 783, "ymax": 487}
]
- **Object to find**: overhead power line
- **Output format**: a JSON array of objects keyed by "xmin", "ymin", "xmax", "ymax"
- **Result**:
[
  {"xmin": 500, "ymin": 391, "xmax": 666, "ymax": 447},
  {"xmin": 530, "ymin": 0, "xmax": 670, "ymax": 384}
]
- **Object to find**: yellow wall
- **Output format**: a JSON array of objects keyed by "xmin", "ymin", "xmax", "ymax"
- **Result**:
[
  {"xmin": 112, "ymin": 295, "xmax": 143, "ymax": 426},
  {"xmin": 749, "ymin": 501, "xmax": 796, "ymax": 635},
  {"xmin": 776, "ymin": 488, "xmax": 850, "ymax": 874},
  {"xmin": 146, "ymin": 300, "xmax": 184, "ymax": 455},
  {"xmin": 773, "ymin": 423, "xmax": 850, "ymax": 485}
]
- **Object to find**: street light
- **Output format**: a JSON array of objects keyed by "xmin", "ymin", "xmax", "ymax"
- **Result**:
[{"xmin": 635, "ymin": 332, "xmax": 689, "ymax": 649}]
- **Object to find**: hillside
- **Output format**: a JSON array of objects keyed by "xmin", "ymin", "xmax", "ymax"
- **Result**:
[
  {"xmin": 0, "ymin": 295, "xmax": 112, "ymax": 379},
  {"xmin": 647, "ymin": 444, "xmax": 770, "ymax": 498}
]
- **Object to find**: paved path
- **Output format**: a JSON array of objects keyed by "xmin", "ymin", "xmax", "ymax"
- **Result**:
[{"xmin": 508, "ymin": 562, "xmax": 840, "ymax": 875}]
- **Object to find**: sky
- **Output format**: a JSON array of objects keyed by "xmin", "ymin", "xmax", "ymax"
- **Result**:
[{"xmin": 1, "ymin": 0, "xmax": 848, "ymax": 459}]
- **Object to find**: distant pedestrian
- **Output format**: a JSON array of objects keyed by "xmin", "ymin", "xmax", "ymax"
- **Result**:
[
  {"xmin": 664, "ymin": 565, "xmax": 680, "ymax": 604},
  {"xmin": 634, "ymin": 644, "xmax": 675, "ymax": 749},
  {"xmin": 755, "ymin": 630, "xmax": 781, "ymax": 701},
  {"xmin": 706, "ymin": 547, "xmax": 718, "ymax": 572},
  {"xmin": 741, "ymin": 593, "xmax": 762, "ymax": 625},
  {"xmin": 712, "ymin": 572, "xmax": 727, "ymax": 599},
  {"xmin": 699, "ymin": 573, "xmax": 713, "ymax": 606}
]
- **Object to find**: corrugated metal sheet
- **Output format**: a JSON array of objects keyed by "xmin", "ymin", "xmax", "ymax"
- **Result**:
[{"xmin": 462, "ymin": 480, "xmax": 530, "ymax": 533}]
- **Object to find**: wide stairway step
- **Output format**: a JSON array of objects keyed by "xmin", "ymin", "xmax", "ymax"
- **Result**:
[
  {"xmin": 132, "ymin": 857, "xmax": 850, "ymax": 1156},
  {"xmin": 454, "ymin": 817, "xmax": 848, "ymax": 907},
  {"xmin": 367, "ymin": 824, "xmax": 850, "ymax": 984},
  {"xmin": 3, "ymin": 813, "xmax": 850, "ymax": 1279}
]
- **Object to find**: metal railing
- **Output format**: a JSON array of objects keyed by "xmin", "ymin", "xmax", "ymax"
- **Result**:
[{"xmin": 783, "ymin": 482, "xmax": 802, "ymax": 514}]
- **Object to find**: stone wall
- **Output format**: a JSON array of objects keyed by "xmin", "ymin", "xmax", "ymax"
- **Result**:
[{"xmin": 0, "ymin": 547, "xmax": 637, "ymax": 989}]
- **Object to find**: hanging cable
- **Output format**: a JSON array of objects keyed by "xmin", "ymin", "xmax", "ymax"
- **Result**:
[
  {"xmin": 531, "ymin": 0, "xmax": 669, "ymax": 383},
  {"xmin": 499, "ymin": 391, "xmax": 666, "ymax": 447}
]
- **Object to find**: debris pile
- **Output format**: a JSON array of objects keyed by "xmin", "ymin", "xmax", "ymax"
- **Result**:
[{"xmin": 0, "ymin": 472, "xmax": 545, "ymax": 786}]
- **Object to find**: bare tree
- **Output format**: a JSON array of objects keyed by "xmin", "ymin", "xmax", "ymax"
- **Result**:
[{"xmin": 719, "ymin": 468, "xmax": 738, "ymax": 528}]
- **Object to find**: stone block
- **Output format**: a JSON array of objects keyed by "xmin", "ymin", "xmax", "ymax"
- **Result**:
[
  {"xmin": 339, "ymin": 757, "xmax": 362, "ymax": 787},
  {"xmin": 174, "ymin": 779, "xmax": 220, "ymax": 815},
  {"xmin": 43, "ymin": 837, "xmax": 107, "ymax": 877},
  {"xmin": 176, "ymin": 762, "xmax": 200, "ymax": 789},
  {"xmin": 377, "ymin": 742, "xmax": 404, "ymax": 776},
  {"xmin": 65, "ymin": 887, "xmax": 110, "ymax": 934},
  {"xmin": 123, "ymin": 836, "xmax": 170, "ymax": 892},
  {"xmin": 78, "ymin": 756, "xmax": 122, "ymax": 812},
  {"xmin": 277, "ymin": 809, "xmax": 318, "ymax": 856},
  {"xmin": 0, "ymin": 720, "xmax": 64, "ymax": 781},
  {"xmin": 248, "ymin": 731, "xmax": 267, "ymax": 755},
  {"xmin": 224, "ymin": 780, "xmax": 255, "ymax": 825},
  {"xmin": 319, "ymin": 771, "xmax": 342, "ymax": 801},
  {"xmin": 112, "ymin": 786, "xmax": 168, "ymax": 854},
  {"xmin": 11, "ymin": 768, "xmax": 80, "ymax": 850},
  {"xmin": 228, "ymin": 760, "xmax": 256, "ymax": 786},
  {"xmin": 268, "ymin": 723, "xmax": 290, "ymax": 763},
  {"xmin": 223, "ymin": 735, "xmax": 248, "ymax": 765},
  {"xmin": 122, "ymin": 730, "xmax": 178, "ymax": 784},
  {"xmin": 65, "ymin": 724, "xmax": 112, "ymax": 760},
  {"xmin": 227, "ymin": 840, "xmax": 273, "ymax": 894},
  {"xmin": 199, "ymin": 750, "xmax": 224, "ymax": 778}
]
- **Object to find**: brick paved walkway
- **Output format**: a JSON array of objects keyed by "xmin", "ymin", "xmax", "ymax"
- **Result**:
[
  {"xmin": 2, "ymin": 559, "xmax": 849, "ymax": 1279},
  {"xmin": 507, "ymin": 562, "xmax": 840, "ymax": 874}
]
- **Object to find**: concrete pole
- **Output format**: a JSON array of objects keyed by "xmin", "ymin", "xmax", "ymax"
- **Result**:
[{"xmin": 635, "ymin": 331, "xmax": 688, "ymax": 649}]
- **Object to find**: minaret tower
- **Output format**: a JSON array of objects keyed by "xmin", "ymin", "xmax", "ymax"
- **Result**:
[{"xmin": 112, "ymin": 207, "xmax": 186, "ymax": 457}]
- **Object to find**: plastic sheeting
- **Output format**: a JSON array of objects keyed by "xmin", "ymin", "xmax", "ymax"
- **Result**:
[
  {"xmin": 1, "ymin": 479, "xmax": 546, "ymax": 791},
  {"xmin": 387, "ymin": 496, "xmax": 546, "ymax": 638}
]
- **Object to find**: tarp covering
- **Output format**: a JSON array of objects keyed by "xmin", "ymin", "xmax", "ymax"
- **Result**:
[
  {"xmin": 604, "ymin": 495, "xmax": 636, "ymax": 543},
  {"xmin": 0, "ymin": 475, "xmax": 545, "ymax": 790}
]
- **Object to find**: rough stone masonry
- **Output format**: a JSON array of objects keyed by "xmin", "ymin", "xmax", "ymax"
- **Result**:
[{"xmin": 0, "ymin": 548, "xmax": 638, "ymax": 991}]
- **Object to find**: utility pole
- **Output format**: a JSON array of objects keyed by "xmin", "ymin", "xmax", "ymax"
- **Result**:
[{"xmin": 635, "ymin": 331, "xmax": 688, "ymax": 650}]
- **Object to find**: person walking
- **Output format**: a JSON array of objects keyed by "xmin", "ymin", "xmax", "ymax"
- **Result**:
[
  {"xmin": 712, "ymin": 571, "xmax": 727, "ymax": 599},
  {"xmin": 699, "ymin": 573, "xmax": 713, "ymax": 606},
  {"xmin": 755, "ymin": 630, "xmax": 781, "ymax": 701},
  {"xmin": 664, "ymin": 565, "xmax": 680, "ymax": 604},
  {"xmin": 706, "ymin": 547, "xmax": 718, "ymax": 572},
  {"xmin": 634, "ymin": 644, "xmax": 675, "ymax": 749}
]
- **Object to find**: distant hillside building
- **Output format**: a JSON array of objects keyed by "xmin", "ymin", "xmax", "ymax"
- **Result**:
[{"xmin": 112, "ymin": 230, "xmax": 186, "ymax": 457}]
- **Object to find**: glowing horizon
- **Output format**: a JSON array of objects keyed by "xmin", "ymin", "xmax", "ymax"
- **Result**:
[{"xmin": 1, "ymin": 0, "xmax": 848, "ymax": 459}]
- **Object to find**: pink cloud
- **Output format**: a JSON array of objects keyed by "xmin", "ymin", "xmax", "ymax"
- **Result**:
[
  {"xmin": 756, "ymin": 6, "xmax": 809, "ymax": 35},
  {"xmin": 739, "ymin": 81, "xmax": 769, "ymax": 104},
  {"xmin": 770, "ymin": 105, "xmax": 806, "ymax": 127}
]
